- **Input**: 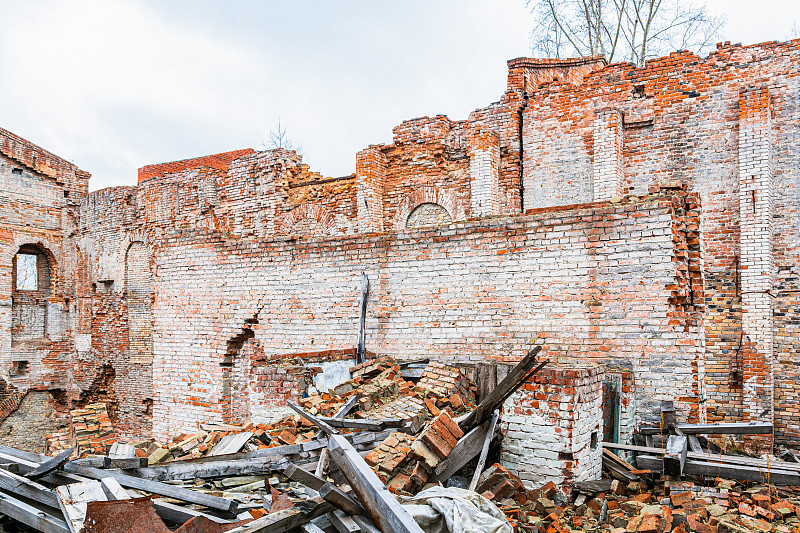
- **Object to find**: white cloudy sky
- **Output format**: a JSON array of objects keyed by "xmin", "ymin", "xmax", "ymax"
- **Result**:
[{"xmin": 1, "ymin": 0, "xmax": 798, "ymax": 191}]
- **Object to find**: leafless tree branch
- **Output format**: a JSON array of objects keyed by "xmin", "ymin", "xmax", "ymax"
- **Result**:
[{"xmin": 527, "ymin": 0, "xmax": 724, "ymax": 67}]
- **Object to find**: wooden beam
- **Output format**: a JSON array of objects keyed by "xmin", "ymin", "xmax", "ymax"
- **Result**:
[
  {"xmin": 327, "ymin": 434, "xmax": 424, "ymax": 533},
  {"xmin": 328, "ymin": 509, "xmax": 362, "ymax": 533},
  {"xmin": 458, "ymin": 347, "xmax": 543, "ymax": 432},
  {"xmin": 319, "ymin": 482, "xmax": 366, "ymax": 516},
  {"xmin": 225, "ymin": 496, "xmax": 333, "ymax": 533},
  {"xmin": 468, "ymin": 409, "xmax": 499, "ymax": 492},
  {"xmin": 0, "ymin": 490, "xmax": 69, "ymax": 533},
  {"xmin": 25, "ymin": 448, "xmax": 74, "ymax": 480},
  {"xmin": 356, "ymin": 273, "xmax": 370, "ymax": 365},
  {"xmin": 635, "ymin": 455, "xmax": 800, "ymax": 485},
  {"xmin": 56, "ymin": 480, "xmax": 109, "ymax": 533},
  {"xmin": 431, "ymin": 421, "xmax": 491, "ymax": 483},
  {"xmin": 118, "ymin": 455, "xmax": 283, "ymax": 481},
  {"xmin": 316, "ymin": 396, "xmax": 358, "ymax": 478},
  {"xmin": 0, "ymin": 467, "xmax": 60, "ymax": 508},
  {"xmin": 319, "ymin": 418, "xmax": 406, "ymax": 432},
  {"xmin": 61, "ymin": 463, "xmax": 238, "ymax": 514},
  {"xmin": 663, "ymin": 436, "xmax": 687, "ymax": 477},
  {"xmin": 603, "ymin": 442, "xmax": 800, "ymax": 473},
  {"xmin": 288, "ymin": 401, "xmax": 339, "ymax": 436},
  {"xmin": 285, "ymin": 462, "xmax": 327, "ymax": 491}
]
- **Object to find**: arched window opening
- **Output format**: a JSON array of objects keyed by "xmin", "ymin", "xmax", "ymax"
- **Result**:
[{"xmin": 406, "ymin": 202, "xmax": 452, "ymax": 229}]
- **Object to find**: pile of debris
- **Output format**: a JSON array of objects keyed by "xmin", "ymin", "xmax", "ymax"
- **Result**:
[{"xmin": 0, "ymin": 348, "xmax": 545, "ymax": 532}]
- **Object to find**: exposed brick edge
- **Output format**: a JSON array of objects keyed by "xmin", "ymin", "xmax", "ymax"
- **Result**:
[
  {"xmin": 137, "ymin": 148, "xmax": 257, "ymax": 183},
  {"xmin": 0, "ymin": 391, "xmax": 27, "ymax": 423}
]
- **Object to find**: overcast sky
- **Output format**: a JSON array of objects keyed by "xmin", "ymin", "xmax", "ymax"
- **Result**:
[{"xmin": 1, "ymin": 0, "xmax": 798, "ymax": 191}]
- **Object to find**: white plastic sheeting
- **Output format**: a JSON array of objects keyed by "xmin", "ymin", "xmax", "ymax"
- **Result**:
[
  {"xmin": 309, "ymin": 359, "xmax": 355, "ymax": 395},
  {"xmin": 400, "ymin": 487, "xmax": 514, "ymax": 533}
]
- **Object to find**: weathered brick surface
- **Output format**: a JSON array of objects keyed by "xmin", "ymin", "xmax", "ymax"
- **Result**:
[
  {"xmin": 2, "ymin": 38, "xmax": 800, "ymax": 455},
  {"xmin": 149, "ymin": 191, "xmax": 702, "ymax": 437}
]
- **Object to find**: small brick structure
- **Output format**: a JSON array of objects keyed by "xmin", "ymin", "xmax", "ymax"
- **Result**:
[{"xmin": 501, "ymin": 364, "xmax": 603, "ymax": 491}]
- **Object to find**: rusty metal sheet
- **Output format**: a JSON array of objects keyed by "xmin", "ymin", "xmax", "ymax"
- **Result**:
[
  {"xmin": 269, "ymin": 485, "xmax": 295, "ymax": 513},
  {"xmin": 83, "ymin": 496, "xmax": 171, "ymax": 533},
  {"xmin": 174, "ymin": 515, "xmax": 252, "ymax": 533}
]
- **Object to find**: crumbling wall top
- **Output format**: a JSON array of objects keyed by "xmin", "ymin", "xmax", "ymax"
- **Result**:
[{"xmin": 137, "ymin": 147, "xmax": 256, "ymax": 183}]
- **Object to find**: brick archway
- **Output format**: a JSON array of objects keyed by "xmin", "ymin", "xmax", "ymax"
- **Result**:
[
  {"xmin": 277, "ymin": 203, "xmax": 335, "ymax": 237},
  {"xmin": 392, "ymin": 187, "xmax": 465, "ymax": 231}
]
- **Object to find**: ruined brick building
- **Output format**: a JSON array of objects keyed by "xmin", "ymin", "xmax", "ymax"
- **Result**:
[{"xmin": 0, "ymin": 39, "xmax": 798, "ymax": 484}]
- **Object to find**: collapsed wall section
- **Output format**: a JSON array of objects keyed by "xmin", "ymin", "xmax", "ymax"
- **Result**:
[{"xmin": 151, "ymin": 191, "xmax": 703, "ymax": 439}]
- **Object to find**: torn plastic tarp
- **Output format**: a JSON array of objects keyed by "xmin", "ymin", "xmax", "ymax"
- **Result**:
[{"xmin": 399, "ymin": 486, "xmax": 514, "ymax": 533}]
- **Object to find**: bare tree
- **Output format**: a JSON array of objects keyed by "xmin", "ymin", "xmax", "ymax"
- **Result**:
[
  {"xmin": 528, "ymin": 0, "xmax": 725, "ymax": 67},
  {"xmin": 263, "ymin": 116, "xmax": 303, "ymax": 155}
]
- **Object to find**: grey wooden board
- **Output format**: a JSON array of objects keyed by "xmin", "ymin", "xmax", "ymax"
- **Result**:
[
  {"xmin": 152, "ymin": 498, "xmax": 237, "ymax": 525},
  {"xmin": 329, "ymin": 509, "xmax": 361, "ymax": 533},
  {"xmin": 225, "ymin": 496, "xmax": 333, "ymax": 533},
  {"xmin": 285, "ymin": 462, "xmax": 327, "ymax": 491},
  {"xmin": 468, "ymin": 409, "xmax": 500, "ymax": 492},
  {"xmin": 288, "ymin": 401, "xmax": 339, "ymax": 436},
  {"xmin": 432, "ymin": 420, "xmax": 491, "ymax": 483},
  {"xmin": 108, "ymin": 443, "xmax": 136, "ymax": 459},
  {"xmin": 459, "ymin": 346, "xmax": 543, "ymax": 432},
  {"xmin": 304, "ymin": 523, "xmax": 328, "ymax": 533},
  {"xmin": 0, "ymin": 445, "xmax": 48, "ymax": 463},
  {"xmin": 0, "ymin": 466, "xmax": 60, "ymax": 508},
  {"xmin": 100, "ymin": 477, "xmax": 131, "ymax": 500},
  {"xmin": 25, "ymin": 448, "xmax": 74, "ymax": 480},
  {"xmin": 688, "ymin": 436, "xmax": 703, "ymax": 453},
  {"xmin": 211, "ymin": 432, "xmax": 254, "ymax": 456},
  {"xmin": 121, "ymin": 455, "xmax": 284, "ymax": 481},
  {"xmin": 635, "ymin": 455, "xmax": 800, "ymax": 485},
  {"xmin": 664, "ymin": 435, "xmax": 688, "ymax": 476},
  {"xmin": 328, "ymin": 434, "xmax": 424, "ymax": 533},
  {"xmin": 56, "ymin": 480, "xmax": 109, "ymax": 533},
  {"xmin": 603, "ymin": 442, "xmax": 800, "ymax": 472},
  {"xmin": 61, "ymin": 463, "xmax": 238, "ymax": 513},
  {"xmin": 0, "ymin": 490, "xmax": 69, "ymax": 533},
  {"xmin": 352, "ymin": 515, "xmax": 382, "ymax": 533},
  {"xmin": 319, "ymin": 482, "xmax": 365, "ymax": 516}
]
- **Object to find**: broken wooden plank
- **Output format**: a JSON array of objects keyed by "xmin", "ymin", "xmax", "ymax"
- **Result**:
[
  {"xmin": 56, "ymin": 480, "xmax": 109, "ymax": 533},
  {"xmin": 780, "ymin": 449, "xmax": 800, "ymax": 463},
  {"xmin": 356, "ymin": 272, "xmax": 370, "ymax": 364},
  {"xmin": 688, "ymin": 435, "xmax": 703, "ymax": 453},
  {"xmin": 152, "ymin": 499, "xmax": 237, "ymax": 525},
  {"xmin": 468, "ymin": 409, "xmax": 499, "ymax": 492},
  {"xmin": 210, "ymin": 432, "xmax": 254, "ymax": 456},
  {"xmin": 288, "ymin": 401, "xmax": 339, "ymax": 436},
  {"xmin": 108, "ymin": 442, "xmax": 136, "ymax": 459},
  {"xmin": 24, "ymin": 448, "xmax": 74, "ymax": 480},
  {"xmin": 603, "ymin": 442, "xmax": 800, "ymax": 473},
  {"xmin": 319, "ymin": 482, "xmax": 366, "ymax": 516},
  {"xmin": 0, "ymin": 467, "xmax": 60, "ymax": 508},
  {"xmin": 663, "ymin": 435, "xmax": 688, "ymax": 477},
  {"xmin": 319, "ymin": 418, "xmax": 406, "ymax": 432},
  {"xmin": 61, "ymin": 463, "xmax": 238, "ymax": 514},
  {"xmin": 635, "ymin": 455, "xmax": 800, "ymax": 485},
  {"xmin": 316, "ymin": 396, "xmax": 359, "ymax": 478},
  {"xmin": 328, "ymin": 434, "xmax": 424, "ymax": 533},
  {"xmin": 0, "ymin": 490, "xmax": 69, "ymax": 533},
  {"xmin": 676, "ymin": 422, "xmax": 773, "ymax": 435},
  {"xmin": 121, "ymin": 455, "xmax": 285, "ymax": 481},
  {"xmin": 226, "ymin": 496, "xmax": 333, "ymax": 533},
  {"xmin": 285, "ymin": 462, "xmax": 327, "ymax": 491},
  {"xmin": 328, "ymin": 509, "xmax": 362, "ymax": 533},
  {"xmin": 458, "ymin": 346, "xmax": 544, "ymax": 432},
  {"xmin": 431, "ymin": 420, "xmax": 492, "ymax": 483}
]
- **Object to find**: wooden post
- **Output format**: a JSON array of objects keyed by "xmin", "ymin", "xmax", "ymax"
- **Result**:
[{"xmin": 327, "ymin": 434, "xmax": 424, "ymax": 533}]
